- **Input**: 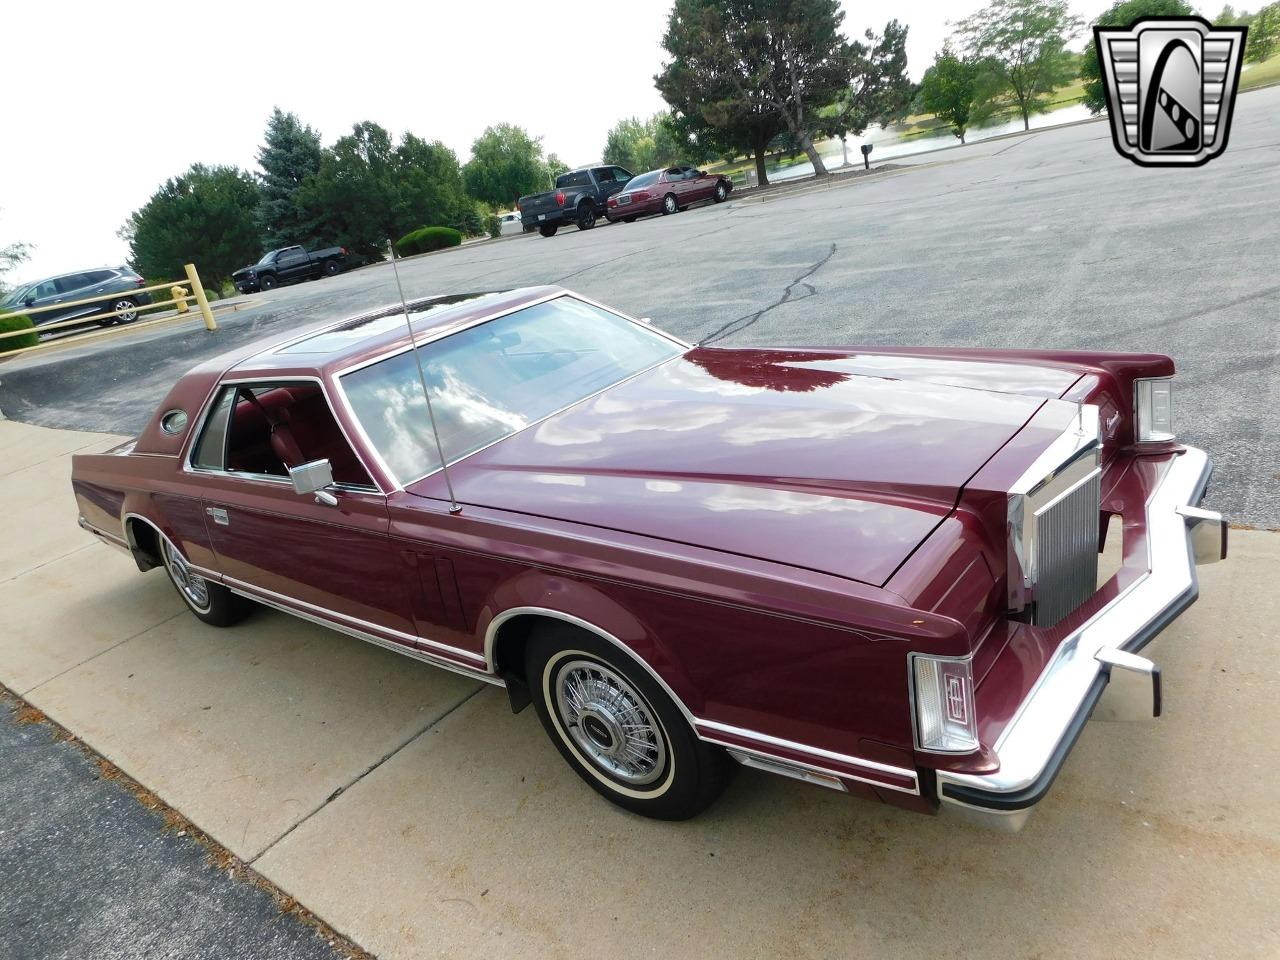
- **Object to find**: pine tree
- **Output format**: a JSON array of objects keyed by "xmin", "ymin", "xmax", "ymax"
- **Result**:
[{"xmin": 256, "ymin": 108, "xmax": 324, "ymax": 249}]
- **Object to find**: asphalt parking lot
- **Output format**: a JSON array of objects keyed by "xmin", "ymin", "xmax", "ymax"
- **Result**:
[
  {"xmin": 1, "ymin": 87, "xmax": 1277, "ymax": 960},
  {"xmin": 2, "ymin": 85, "xmax": 1277, "ymax": 526}
]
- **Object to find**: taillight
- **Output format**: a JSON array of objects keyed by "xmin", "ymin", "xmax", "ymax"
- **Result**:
[
  {"xmin": 910, "ymin": 654, "xmax": 978, "ymax": 753},
  {"xmin": 135, "ymin": 277, "xmax": 146, "ymax": 286},
  {"xmin": 340, "ymin": 247, "xmax": 347, "ymax": 256},
  {"xmin": 555, "ymin": 191, "xmax": 566, "ymax": 207},
  {"xmin": 634, "ymin": 191, "xmax": 649, "ymax": 201}
]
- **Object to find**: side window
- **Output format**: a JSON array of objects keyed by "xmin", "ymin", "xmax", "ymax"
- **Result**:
[
  {"xmin": 34, "ymin": 279, "xmax": 59, "ymax": 298},
  {"xmin": 195, "ymin": 382, "xmax": 374, "ymax": 488},
  {"xmin": 611, "ymin": 167, "xmax": 632, "ymax": 183},
  {"xmin": 592, "ymin": 167, "xmax": 614, "ymax": 183},
  {"xmin": 277, "ymin": 248, "xmax": 306, "ymax": 267},
  {"xmin": 665, "ymin": 167, "xmax": 683, "ymax": 180},
  {"xmin": 192, "ymin": 387, "xmax": 235, "ymax": 469},
  {"xmin": 57, "ymin": 274, "xmax": 94, "ymax": 294},
  {"xmin": 88, "ymin": 270, "xmax": 117, "ymax": 283}
]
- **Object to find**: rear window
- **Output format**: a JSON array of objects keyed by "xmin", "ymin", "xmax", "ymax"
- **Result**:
[
  {"xmin": 625, "ymin": 171, "xmax": 660, "ymax": 190},
  {"xmin": 555, "ymin": 170, "xmax": 592, "ymax": 188}
]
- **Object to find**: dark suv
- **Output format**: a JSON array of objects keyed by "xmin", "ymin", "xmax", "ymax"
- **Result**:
[{"xmin": 0, "ymin": 266, "xmax": 152, "ymax": 327}]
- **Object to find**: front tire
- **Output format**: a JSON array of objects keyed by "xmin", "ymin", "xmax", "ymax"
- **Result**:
[
  {"xmin": 160, "ymin": 537, "xmax": 250, "ymax": 628},
  {"xmin": 713, "ymin": 181, "xmax": 729, "ymax": 202},
  {"xmin": 323, "ymin": 259, "xmax": 341, "ymax": 277},
  {"xmin": 539, "ymin": 224, "xmax": 559, "ymax": 238},
  {"xmin": 259, "ymin": 274, "xmax": 278, "ymax": 290},
  {"xmin": 525, "ymin": 623, "xmax": 734, "ymax": 820},
  {"xmin": 661, "ymin": 193, "xmax": 678, "ymax": 216}
]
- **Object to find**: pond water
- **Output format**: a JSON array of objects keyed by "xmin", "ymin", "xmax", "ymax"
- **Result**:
[{"xmin": 765, "ymin": 103, "xmax": 1096, "ymax": 182}]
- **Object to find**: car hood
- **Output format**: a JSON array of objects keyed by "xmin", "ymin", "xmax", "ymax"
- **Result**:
[{"xmin": 407, "ymin": 348, "xmax": 1071, "ymax": 586}]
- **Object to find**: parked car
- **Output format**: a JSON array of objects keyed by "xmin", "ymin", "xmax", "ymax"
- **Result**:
[
  {"xmin": 232, "ymin": 245, "xmax": 347, "ymax": 293},
  {"xmin": 71, "ymin": 287, "xmax": 1226, "ymax": 827},
  {"xmin": 517, "ymin": 166, "xmax": 633, "ymax": 237},
  {"xmin": 496, "ymin": 211, "xmax": 525, "ymax": 237},
  {"xmin": 606, "ymin": 166, "xmax": 731, "ymax": 222},
  {"xmin": 0, "ymin": 266, "xmax": 151, "ymax": 327}
]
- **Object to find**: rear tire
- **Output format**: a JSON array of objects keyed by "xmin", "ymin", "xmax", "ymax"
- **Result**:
[
  {"xmin": 576, "ymin": 203, "xmax": 597, "ymax": 230},
  {"xmin": 539, "ymin": 224, "xmax": 559, "ymax": 238},
  {"xmin": 524, "ymin": 622, "xmax": 734, "ymax": 820},
  {"xmin": 323, "ymin": 259, "xmax": 340, "ymax": 277},
  {"xmin": 259, "ymin": 274, "xmax": 278, "ymax": 290},
  {"xmin": 661, "ymin": 193, "xmax": 678, "ymax": 216},
  {"xmin": 160, "ymin": 537, "xmax": 251, "ymax": 628}
]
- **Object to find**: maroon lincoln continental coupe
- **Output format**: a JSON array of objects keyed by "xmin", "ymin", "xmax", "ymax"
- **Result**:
[{"xmin": 71, "ymin": 287, "xmax": 1226, "ymax": 827}]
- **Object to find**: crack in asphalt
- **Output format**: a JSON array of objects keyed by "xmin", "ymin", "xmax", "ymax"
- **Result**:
[{"xmin": 698, "ymin": 243, "xmax": 838, "ymax": 345}]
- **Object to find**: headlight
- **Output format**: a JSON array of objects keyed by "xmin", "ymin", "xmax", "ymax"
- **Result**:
[
  {"xmin": 911, "ymin": 654, "xmax": 979, "ymax": 753},
  {"xmin": 1134, "ymin": 377, "xmax": 1173, "ymax": 442}
]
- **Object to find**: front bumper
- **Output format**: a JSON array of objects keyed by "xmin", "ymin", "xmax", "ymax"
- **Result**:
[{"xmin": 937, "ymin": 446, "xmax": 1226, "ymax": 831}]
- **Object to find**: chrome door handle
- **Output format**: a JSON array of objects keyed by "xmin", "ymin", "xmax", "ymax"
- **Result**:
[{"xmin": 205, "ymin": 507, "xmax": 229, "ymax": 526}]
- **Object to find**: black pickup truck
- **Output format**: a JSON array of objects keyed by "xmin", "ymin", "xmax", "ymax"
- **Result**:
[
  {"xmin": 517, "ymin": 165, "xmax": 633, "ymax": 237},
  {"xmin": 232, "ymin": 245, "xmax": 347, "ymax": 293}
]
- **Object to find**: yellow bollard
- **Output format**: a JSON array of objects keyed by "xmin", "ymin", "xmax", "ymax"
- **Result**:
[
  {"xmin": 171, "ymin": 285, "xmax": 190, "ymax": 314},
  {"xmin": 184, "ymin": 263, "xmax": 217, "ymax": 331}
]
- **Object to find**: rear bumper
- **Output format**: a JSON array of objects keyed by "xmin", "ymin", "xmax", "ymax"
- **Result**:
[
  {"xmin": 937, "ymin": 446, "xmax": 1225, "ymax": 831},
  {"xmin": 522, "ymin": 209, "xmax": 572, "ymax": 227}
]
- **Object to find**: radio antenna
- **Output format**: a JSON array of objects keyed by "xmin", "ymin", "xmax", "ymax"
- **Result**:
[{"xmin": 389, "ymin": 241, "xmax": 461, "ymax": 514}]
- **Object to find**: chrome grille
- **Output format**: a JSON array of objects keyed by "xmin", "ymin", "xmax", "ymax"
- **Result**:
[{"xmin": 1032, "ymin": 469, "xmax": 1101, "ymax": 626}]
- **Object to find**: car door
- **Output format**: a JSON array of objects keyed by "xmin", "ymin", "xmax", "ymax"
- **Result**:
[
  {"xmin": 591, "ymin": 166, "xmax": 627, "ymax": 205},
  {"xmin": 25, "ymin": 277, "xmax": 68, "ymax": 326},
  {"xmin": 188, "ymin": 380, "xmax": 417, "ymax": 639},
  {"xmin": 274, "ymin": 247, "xmax": 309, "ymax": 282},
  {"xmin": 682, "ymin": 166, "xmax": 714, "ymax": 201}
]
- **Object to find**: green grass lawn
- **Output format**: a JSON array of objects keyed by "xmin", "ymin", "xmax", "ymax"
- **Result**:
[{"xmin": 1241, "ymin": 53, "xmax": 1280, "ymax": 90}]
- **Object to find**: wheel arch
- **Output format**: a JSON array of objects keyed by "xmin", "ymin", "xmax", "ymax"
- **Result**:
[
  {"xmin": 485, "ymin": 606, "xmax": 700, "ymax": 727},
  {"xmin": 121, "ymin": 511, "xmax": 165, "ymax": 572}
]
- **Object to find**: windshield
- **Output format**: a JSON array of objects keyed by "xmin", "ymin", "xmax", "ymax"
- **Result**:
[
  {"xmin": 0, "ymin": 286, "xmax": 29, "ymax": 308},
  {"xmin": 340, "ymin": 297, "xmax": 684, "ymax": 484},
  {"xmin": 625, "ymin": 171, "xmax": 660, "ymax": 190},
  {"xmin": 256, "ymin": 251, "xmax": 278, "ymax": 266}
]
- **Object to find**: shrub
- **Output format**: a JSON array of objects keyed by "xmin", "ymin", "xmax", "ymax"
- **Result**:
[
  {"xmin": 0, "ymin": 312, "xmax": 38, "ymax": 352},
  {"xmin": 487, "ymin": 214, "xmax": 502, "ymax": 239},
  {"xmin": 394, "ymin": 226, "xmax": 463, "ymax": 258}
]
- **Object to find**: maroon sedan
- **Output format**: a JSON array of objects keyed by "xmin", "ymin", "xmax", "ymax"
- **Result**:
[
  {"xmin": 72, "ymin": 288, "xmax": 1226, "ymax": 827},
  {"xmin": 606, "ymin": 165, "xmax": 731, "ymax": 222}
]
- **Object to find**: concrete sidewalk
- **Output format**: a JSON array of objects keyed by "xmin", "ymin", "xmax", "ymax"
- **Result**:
[{"xmin": 2, "ymin": 416, "xmax": 1278, "ymax": 959}]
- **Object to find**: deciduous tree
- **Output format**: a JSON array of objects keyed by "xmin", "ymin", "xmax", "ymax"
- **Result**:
[
  {"xmin": 957, "ymin": 0, "xmax": 1083, "ymax": 131},
  {"xmin": 124, "ymin": 164, "xmax": 261, "ymax": 284},
  {"xmin": 657, "ymin": 0, "xmax": 855, "ymax": 178},
  {"xmin": 296, "ymin": 122, "xmax": 398, "ymax": 260},
  {"xmin": 255, "ymin": 108, "xmax": 324, "ymax": 248},
  {"xmin": 919, "ymin": 47, "xmax": 1001, "ymax": 143},
  {"xmin": 1247, "ymin": 3, "xmax": 1280, "ymax": 61},
  {"xmin": 462, "ymin": 124, "xmax": 555, "ymax": 208},
  {"xmin": 1080, "ymin": 0, "xmax": 1194, "ymax": 114},
  {"xmin": 0, "ymin": 221, "xmax": 30, "ymax": 297}
]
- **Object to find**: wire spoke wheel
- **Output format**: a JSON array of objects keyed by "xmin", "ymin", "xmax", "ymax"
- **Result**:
[
  {"xmin": 554, "ymin": 659, "xmax": 667, "ymax": 786},
  {"xmin": 161, "ymin": 538, "xmax": 211, "ymax": 613}
]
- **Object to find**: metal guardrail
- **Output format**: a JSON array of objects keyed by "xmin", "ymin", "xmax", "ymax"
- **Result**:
[{"xmin": 0, "ymin": 263, "xmax": 218, "ymax": 353}]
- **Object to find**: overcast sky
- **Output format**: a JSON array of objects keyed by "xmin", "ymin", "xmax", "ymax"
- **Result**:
[{"xmin": 2, "ymin": 0, "xmax": 1121, "ymax": 285}]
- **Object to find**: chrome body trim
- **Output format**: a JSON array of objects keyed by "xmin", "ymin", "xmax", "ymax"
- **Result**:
[
  {"xmin": 483, "ymin": 606, "xmax": 699, "ymax": 725},
  {"xmin": 78, "ymin": 516, "xmax": 131, "ymax": 555},
  {"xmin": 330, "ymin": 292, "xmax": 691, "ymax": 492},
  {"xmin": 1006, "ymin": 405, "xmax": 1102, "ymax": 618},
  {"xmin": 939, "ymin": 445, "xmax": 1220, "ymax": 829},
  {"xmin": 696, "ymin": 719, "xmax": 921, "ymax": 795},
  {"xmin": 727, "ymin": 749, "xmax": 848, "ymax": 792},
  {"xmin": 221, "ymin": 576, "xmax": 500, "ymax": 685}
]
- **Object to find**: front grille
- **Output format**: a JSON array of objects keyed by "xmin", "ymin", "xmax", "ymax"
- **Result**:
[{"xmin": 1032, "ymin": 469, "xmax": 1101, "ymax": 626}]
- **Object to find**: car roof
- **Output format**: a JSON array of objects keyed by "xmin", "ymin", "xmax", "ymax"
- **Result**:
[{"xmin": 223, "ymin": 285, "xmax": 565, "ymax": 380}]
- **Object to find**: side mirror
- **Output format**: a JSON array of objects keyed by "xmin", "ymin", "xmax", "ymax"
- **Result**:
[
  {"xmin": 24, "ymin": 297, "xmax": 35, "ymax": 307},
  {"xmin": 288, "ymin": 458, "xmax": 338, "ymax": 506}
]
